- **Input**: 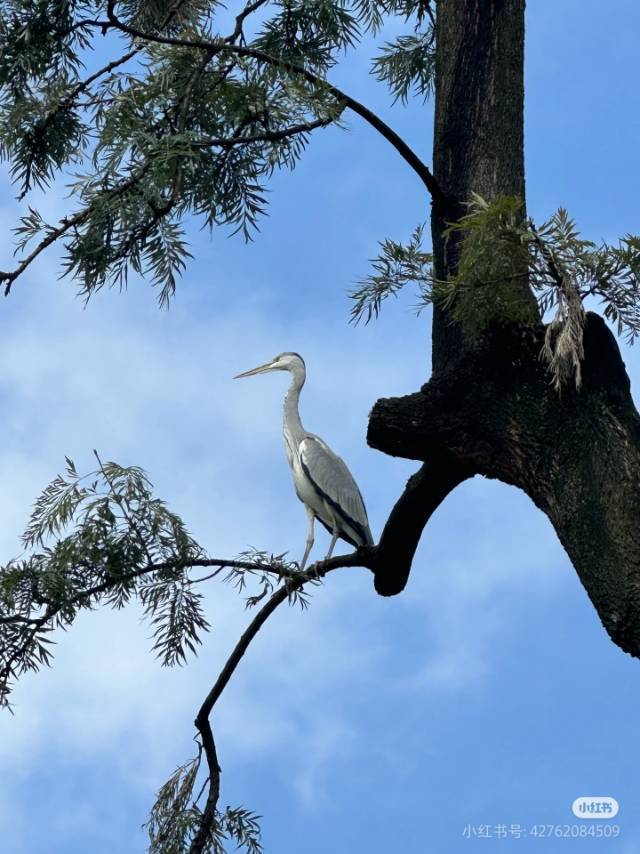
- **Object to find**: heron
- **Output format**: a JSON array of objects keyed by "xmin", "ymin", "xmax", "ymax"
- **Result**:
[{"xmin": 234, "ymin": 352, "xmax": 373, "ymax": 569}]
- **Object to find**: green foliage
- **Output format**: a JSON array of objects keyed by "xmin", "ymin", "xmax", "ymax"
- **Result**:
[
  {"xmin": 0, "ymin": 0, "xmax": 442, "ymax": 299},
  {"xmin": 0, "ymin": 1, "xmax": 439, "ymax": 299},
  {"xmin": 146, "ymin": 751, "xmax": 263, "ymax": 853},
  {"xmin": 117, "ymin": 0, "xmax": 214, "ymax": 34},
  {"xmin": 213, "ymin": 807, "xmax": 263, "ymax": 854},
  {"xmin": 225, "ymin": 547, "xmax": 318, "ymax": 609},
  {"xmin": 372, "ymin": 30, "xmax": 435, "ymax": 104},
  {"xmin": 444, "ymin": 198, "xmax": 640, "ymax": 386},
  {"xmin": 60, "ymin": 165, "xmax": 194, "ymax": 305},
  {"xmin": 530, "ymin": 209, "xmax": 640, "ymax": 344},
  {"xmin": 0, "ymin": 4, "xmax": 325, "ymax": 297},
  {"xmin": 350, "ymin": 222, "xmax": 433, "ymax": 323},
  {"xmin": 0, "ymin": 455, "xmax": 326, "ymax": 710},
  {"xmin": 0, "ymin": 456, "xmax": 206, "ymax": 709},
  {"xmin": 351, "ymin": 198, "xmax": 533, "ymax": 336},
  {"xmin": 0, "ymin": 76, "xmax": 87, "ymax": 197},
  {"xmin": 254, "ymin": 1, "xmax": 362, "ymax": 71},
  {"xmin": 434, "ymin": 193, "xmax": 536, "ymax": 340},
  {"xmin": 353, "ymin": 194, "xmax": 640, "ymax": 389},
  {"xmin": 0, "ymin": 0, "xmax": 90, "ymax": 91},
  {"xmin": 0, "ymin": 452, "xmax": 331, "ymax": 847},
  {"xmin": 147, "ymin": 755, "xmax": 203, "ymax": 853},
  {"xmin": 370, "ymin": 0, "xmax": 435, "ymax": 103}
]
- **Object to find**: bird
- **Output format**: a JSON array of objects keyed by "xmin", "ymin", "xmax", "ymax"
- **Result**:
[{"xmin": 234, "ymin": 352, "xmax": 373, "ymax": 570}]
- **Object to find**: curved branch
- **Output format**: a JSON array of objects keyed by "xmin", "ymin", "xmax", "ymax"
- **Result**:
[
  {"xmin": 373, "ymin": 458, "xmax": 473, "ymax": 595},
  {"xmin": 192, "ymin": 115, "xmax": 336, "ymax": 150},
  {"xmin": 94, "ymin": 11, "xmax": 446, "ymax": 202},
  {"xmin": 189, "ymin": 550, "xmax": 370, "ymax": 853},
  {"xmin": 225, "ymin": 0, "xmax": 270, "ymax": 44}
]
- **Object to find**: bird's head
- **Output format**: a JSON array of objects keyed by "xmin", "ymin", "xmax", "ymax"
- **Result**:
[{"xmin": 234, "ymin": 352, "xmax": 305, "ymax": 379}]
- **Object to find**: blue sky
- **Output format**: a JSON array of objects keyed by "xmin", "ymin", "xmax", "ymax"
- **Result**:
[{"xmin": 1, "ymin": 2, "xmax": 640, "ymax": 852}]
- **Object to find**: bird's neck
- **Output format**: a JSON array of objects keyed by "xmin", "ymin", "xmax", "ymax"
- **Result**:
[{"xmin": 283, "ymin": 371, "xmax": 306, "ymax": 443}]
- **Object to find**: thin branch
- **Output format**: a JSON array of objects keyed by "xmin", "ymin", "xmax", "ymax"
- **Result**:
[
  {"xmin": 187, "ymin": 571, "xmax": 221, "ymax": 585},
  {"xmin": 41, "ymin": 48, "xmax": 139, "ymax": 133},
  {"xmin": 225, "ymin": 0, "xmax": 270, "ymax": 44},
  {"xmin": 93, "ymin": 449, "xmax": 154, "ymax": 565},
  {"xmin": 0, "ymin": 555, "xmax": 330, "ymax": 627},
  {"xmin": 1, "ymin": 156, "xmax": 155, "ymax": 294},
  {"xmin": 0, "ymin": 550, "xmax": 375, "ymax": 715},
  {"xmin": 1, "ymin": 211, "xmax": 86, "ymax": 295},
  {"xmin": 192, "ymin": 771, "xmax": 210, "ymax": 809},
  {"xmin": 1, "ymin": 116, "xmax": 330, "ymax": 293},
  {"xmin": 0, "ymin": 68, "xmax": 333, "ymax": 293},
  {"xmin": 189, "ymin": 549, "xmax": 370, "ymax": 853},
  {"xmin": 191, "ymin": 115, "xmax": 335, "ymax": 150}
]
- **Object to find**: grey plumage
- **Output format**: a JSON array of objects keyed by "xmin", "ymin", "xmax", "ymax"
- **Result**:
[{"xmin": 234, "ymin": 352, "xmax": 373, "ymax": 569}]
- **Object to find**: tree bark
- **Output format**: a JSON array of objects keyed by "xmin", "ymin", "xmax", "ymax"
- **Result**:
[
  {"xmin": 368, "ymin": 0, "xmax": 640, "ymax": 659},
  {"xmin": 431, "ymin": 0, "xmax": 533, "ymax": 372}
]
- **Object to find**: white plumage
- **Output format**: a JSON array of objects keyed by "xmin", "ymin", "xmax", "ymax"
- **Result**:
[{"xmin": 234, "ymin": 352, "xmax": 373, "ymax": 569}]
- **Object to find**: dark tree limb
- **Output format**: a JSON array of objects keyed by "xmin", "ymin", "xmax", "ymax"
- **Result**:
[
  {"xmin": 225, "ymin": 0, "xmax": 270, "ymax": 44},
  {"xmin": 372, "ymin": 459, "xmax": 473, "ymax": 595}
]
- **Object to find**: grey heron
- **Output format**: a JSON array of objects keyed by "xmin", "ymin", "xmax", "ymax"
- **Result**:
[{"xmin": 234, "ymin": 352, "xmax": 373, "ymax": 569}]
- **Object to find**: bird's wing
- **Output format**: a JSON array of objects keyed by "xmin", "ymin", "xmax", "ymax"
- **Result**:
[{"xmin": 298, "ymin": 434, "xmax": 373, "ymax": 546}]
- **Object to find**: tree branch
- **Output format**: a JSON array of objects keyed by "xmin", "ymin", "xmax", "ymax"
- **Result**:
[
  {"xmin": 0, "ymin": 548, "xmax": 375, "ymax": 710},
  {"xmin": 224, "ymin": 0, "xmax": 270, "ymax": 44},
  {"xmin": 192, "ymin": 115, "xmax": 336, "ymax": 150},
  {"xmin": 0, "ymin": 158, "xmax": 153, "ymax": 295},
  {"xmin": 18, "ymin": 47, "xmax": 140, "ymax": 200},
  {"xmin": 189, "ymin": 550, "xmax": 369, "ymax": 853},
  {"xmin": 0, "ymin": 554, "xmax": 361, "ymax": 628},
  {"xmin": 1, "ymin": 5, "xmax": 447, "ymax": 293},
  {"xmin": 1, "ymin": 211, "xmax": 87, "ymax": 296},
  {"xmin": 372, "ymin": 458, "xmax": 473, "ymax": 595},
  {"xmin": 0, "ymin": 113, "xmax": 336, "ymax": 293}
]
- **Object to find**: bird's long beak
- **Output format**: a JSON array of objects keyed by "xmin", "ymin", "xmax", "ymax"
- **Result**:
[{"xmin": 233, "ymin": 361, "xmax": 276, "ymax": 379}]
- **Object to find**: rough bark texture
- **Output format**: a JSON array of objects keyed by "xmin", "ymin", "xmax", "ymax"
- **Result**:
[
  {"xmin": 431, "ymin": 0, "xmax": 532, "ymax": 372},
  {"xmin": 368, "ymin": 0, "xmax": 640, "ymax": 659}
]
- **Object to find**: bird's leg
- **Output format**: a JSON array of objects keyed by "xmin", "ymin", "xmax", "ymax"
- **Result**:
[
  {"xmin": 300, "ymin": 508, "xmax": 315, "ymax": 571},
  {"xmin": 325, "ymin": 530, "xmax": 339, "ymax": 562}
]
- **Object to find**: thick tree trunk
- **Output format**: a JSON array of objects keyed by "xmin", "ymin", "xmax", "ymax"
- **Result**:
[
  {"xmin": 368, "ymin": 0, "xmax": 640, "ymax": 659},
  {"xmin": 431, "ymin": 0, "xmax": 532, "ymax": 372}
]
